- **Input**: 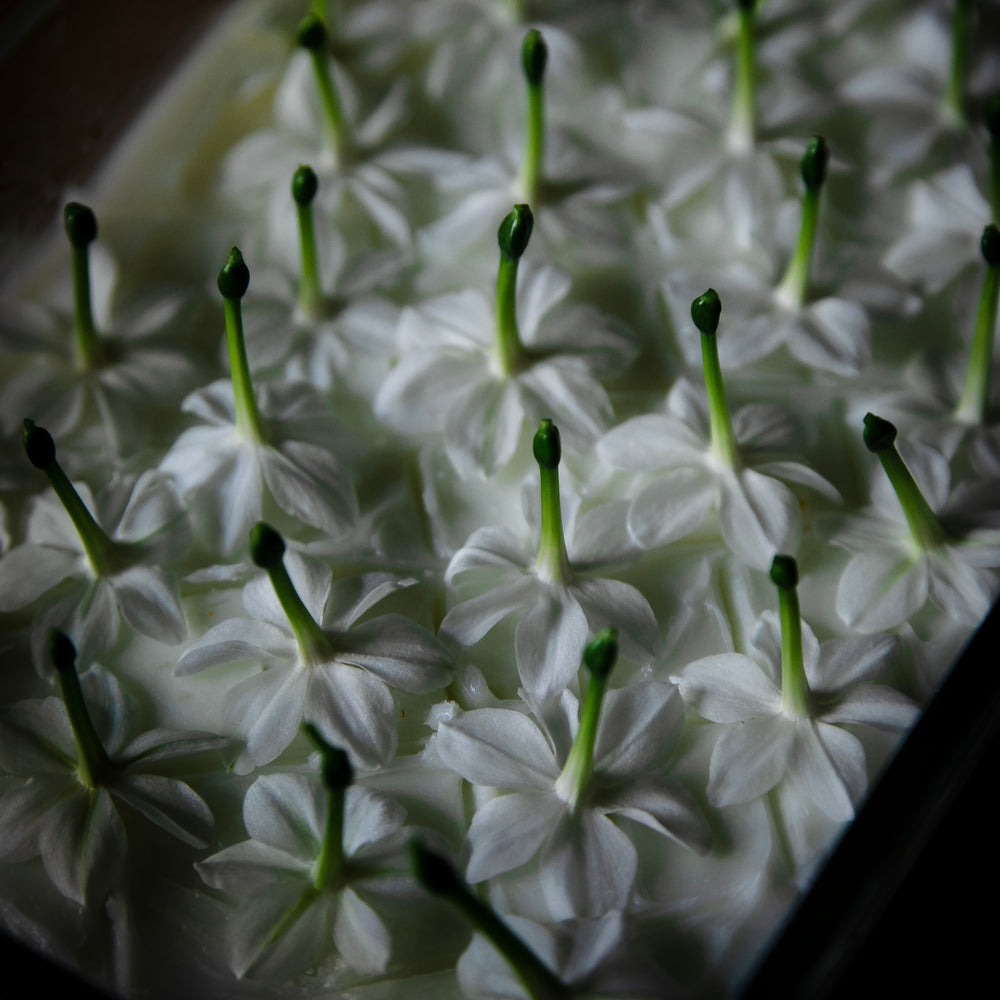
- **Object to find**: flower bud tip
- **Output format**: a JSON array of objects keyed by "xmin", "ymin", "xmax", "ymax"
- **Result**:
[
  {"xmin": 863, "ymin": 413, "xmax": 897, "ymax": 453},
  {"xmin": 691, "ymin": 288, "xmax": 722, "ymax": 336},
  {"xmin": 583, "ymin": 627, "xmax": 618, "ymax": 680},
  {"xmin": 533, "ymin": 418, "xmax": 561, "ymax": 469},
  {"xmin": 22, "ymin": 419, "xmax": 56, "ymax": 469},
  {"xmin": 64, "ymin": 202, "xmax": 97, "ymax": 248},
  {"xmin": 982, "ymin": 224, "xmax": 1000, "ymax": 267},
  {"xmin": 297, "ymin": 13, "xmax": 327, "ymax": 50},
  {"xmin": 498, "ymin": 204, "xmax": 534, "ymax": 261},
  {"xmin": 292, "ymin": 165, "xmax": 319, "ymax": 207},
  {"xmin": 769, "ymin": 554, "xmax": 798, "ymax": 590},
  {"xmin": 249, "ymin": 522, "xmax": 286, "ymax": 568},
  {"xmin": 801, "ymin": 136, "xmax": 829, "ymax": 192},
  {"xmin": 48, "ymin": 628, "xmax": 77, "ymax": 673},
  {"xmin": 521, "ymin": 29, "xmax": 547, "ymax": 87},
  {"xmin": 217, "ymin": 247, "xmax": 251, "ymax": 300},
  {"xmin": 409, "ymin": 841, "xmax": 462, "ymax": 896}
]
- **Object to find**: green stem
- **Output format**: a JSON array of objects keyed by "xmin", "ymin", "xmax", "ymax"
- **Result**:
[
  {"xmin": 777, "ymin": 581, "xmax": 809, "ymax": 718},
  {"xmin": 990, "ymin": 130, "xmax": 1000, "ymax": 223},
  {"xmin": 519, "ymin": 82, "xmax": 544, "ymax": 206},
  {"xmin": 245, "ymin": 885, "xmax": 321, "ymax": 976},
  {"xmin": 776, "ymin": 188, "xmax": 819, "ymax": 309},
  {"xmin": 224, "ymin": 297, "xmax": 265, "ymax": 444},
  {"xmin": 945, "ymin": 0, "xmax": 971, "ymax": 123},
  {"xmin": 533, "ymin": 420, "xmax": 571, "ymax": 585},
  {"xmin": 450, "ymin": 886, "xmax": 569, "ymax": 1000},
  {"xmin": 307, "ymin": 47, "xmax": 350, "ymax": 164},
  {"xmin": 554, "ymin": 671, "xmax": 607, "ymax": 811},
  {"xmin": 296, "ymin": 201, "xmax": 324, "ymax": 321},
  {"xmin": 495, "ymin": 254, "xmax": 524, "ymax": 376},
  {"xmin": 701, "ymin": 328, "xmax": 738, "ymax": 469},
  {"xmin": 71, "ymin": 243, "xmax": 101, "ymax": 370},
  {"xmin": 955, "ymin": 261, "xmax": 999, "ymax": 424},
  {"xmin": 265, "ymin": 559, "xmax": 333, "ymax": 664},
  {"xmin": 312, "ymin": 782, "xmax": 346, "ymax": 890},
  {"xmin": 45, "ymin": 460, "xmax": 119, "ymax": 577},
  {"xmin": 56, "ymin": 656, "xmax": 113, "ymax": 789},
  {"xmin": 877, "ymin": 445, "xmax": 948, "ymax": 551},
  {"xmin": 729, "ymin": 4, "xmax": 756, "ymax": 151}
]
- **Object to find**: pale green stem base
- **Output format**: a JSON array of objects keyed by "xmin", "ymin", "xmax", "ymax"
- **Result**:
[
  {"xmin": 535, "ymin": 465, "xmax": 571, "ymax": 585},
  {"xmin": 266, "ymin": 560, "xmax": 333, "ymax": 664},
  {"xmin": 224, "ymin": 297, "xmax": 265, "ymax": 444},
  {"xmin": 554, "ymin": 673, "xmax": 607, "ymax": 811},
  {"xmin": 72, "ymin": 245, "xmax": 101, "ymax": 371},
  {"xmin": 45, "ymin": 461, "xmax": 118, "ymax": 577},
  {"xmin": 944, "ymin": 0, "xmax": 970, "ymax": 124},
  {"xmin": 877, "ymin": 446, "xmax": 948, "ymax": 551},
  {"xmin": 495, "ymin": 255, "xmax": 524, "ymax": 376},
  {"xmin": 519, "ymin": 82, "xmax": 544, "ymax": 206},
  {"xmin": 296, "ymin": 202, "xmax": 324, "ymax": 322},
  {"xmin": 58, "ymin": 661, "xmax": 112, "ymax": 789},
  {"xmin": 728, "ymin": 7, "xmax": 756, "ymax": 152},
  {"xmin": 308, "ymin": 48, "xmax": 350, "ymax": 165},
  {"xmin": 775, "ymin": 189, "xmax": 819, "ymax": 309},
  {"xmin": 778, "ymin": 586, "xmax": 809, "ymax": 718},
  {"xmin": 701, "ymin": 332, "xmax": 738, "ymax": 469},
  {"xmin": 955, "ymin": 264, "xmax": 999, "ymax": 424}
]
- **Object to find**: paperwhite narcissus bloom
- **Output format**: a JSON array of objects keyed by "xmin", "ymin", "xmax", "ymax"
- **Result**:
[
  {"xmin": 597, "ymin": 376, "xmax": 839, "ymax": 570},
  {"xmin": 0, "ymin": 206, "xmax": 199, "ymax": 459},
  {"xmin": 832, "ymin": 417, "xmax": 1000, "ymax": 632},
  {"xmin": 0, "ymin": 427, "xmax": 189, "ymax": 671},
  {"xmin": 176, "ymin": 527, "xmax": 451, "ymax": 771},
  {"xmin": 220, "ymin": 20, "xmax": 412, "ymax": 251},
  {"xmin": 434, "ymin": 671, "xmax": 709, "ymax": 919},
  {"xmin": 882, "ymin": 164, "xmax": 991, "ymax": 292},
  {"xmin": 442, "ymin": 420, "xmax": 656, "ymax": 699},
  {"xmin": 197, "ymin": 767, "xmax": 413, "ymax": 979},
  {"xmin": 674, "ymin": 560, "xmax": 918, "ymax": 820},
  {"xmin": 376, "ymin": 258, "xmax": 635, "ymax": 479},
  {"xmin": 0, "ymin": 641, "xmax": 224, "ymax": 906}
]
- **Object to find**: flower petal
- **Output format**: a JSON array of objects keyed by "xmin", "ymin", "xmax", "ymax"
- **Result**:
[
  {"xmin": 707, "ymin": 716, "xmax": 795, "ymax": 807},
  {"xmin": 465, "ymin": 791, "xmax": 562, "ymax": 883}
]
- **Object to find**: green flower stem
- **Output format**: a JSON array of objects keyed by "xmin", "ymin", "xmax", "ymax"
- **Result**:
[
  {"xmin": 64, "ymin": 203, "xmax": 101, "ymax": 370},
  {"xmin": 50, "ymin": 630, "xmax": 112, "ymax": 789},
  {"xmin": 250, "ymin": 524, "xmax": 333, "ymax": 663},
  {"xmin": 495, "ymin": 205, "xmax": 534, "ymax": 376},
  {"xmin": 312, "ymin": 777, "xmax": 346, "ymax": 890},
  {"xmin": 299, "ymin": 15, "xmax": 350, "ymax": 165},
  {"xmin": 988, "ymin": 97, "xmax": 1000, "ymax": 220},
  {"xmin": 519, "ymin": 30, "xmax": 547, "ymax": 207},
  {"xmin": 770, "ymin": 557, "xmax": 809, "ymax": 718},
  {"xmin": 219, "ymin": 249, "xmax": 265, "ymax": 444},
  {"xmin": 693, "ymin": 290, "xmax": 738, "ymax": 469},
  {"xmin": 729, "ymin": 1, "xmax": 757, "ymax": 150},
  {"xmin": 410, "ymin": 843, "xmax": 570, "ymax": 1000},
  {"xmin": 506, "ymin": 0, "xmax": 525, "ymax": 20},
  {"xmin": 863, "ymin": 414, "xmax": 948, "ymax": 551},
  {"xmin": 776, "ymin": 137, "xmax": 829, "ymax": 309},
  {"xmin": 533, "ymin": 420, "xmax": 571, "ymax": 585},
  {"xmin": 554, "ymin": 629, "xmax": 618, "ymax": 812},
  {"xmin": 955, "ymin": 226, "xmax": 1000, "ymax": 424},
  {"xmin": 23, "ymin": 421, "xmax": 118, "ymax": 577},
  {"xmin": 945, "ymin": 0, "xmax": 971, "ymax": 123},
  {"xmin": 293, "ymin": 166, "xmax": 324, "ymax": 321}
]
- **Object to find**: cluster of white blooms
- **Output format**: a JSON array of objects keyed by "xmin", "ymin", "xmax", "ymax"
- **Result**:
[{"xmin": 1, "ymin": 0, "xmax": 999, "ymax": 996}]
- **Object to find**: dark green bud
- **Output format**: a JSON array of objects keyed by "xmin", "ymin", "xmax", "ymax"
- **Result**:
[
  {"xmin": 292, "ymin": 165, "xmax": 319, "ymax": 207},
  {"xmin": 304, "ymin": 723, "xmax": 354, "ymax": 789},
  {"xmin": 986, "ymin": 95, "xmax": 1000, "ymax": 138},
  {"xmin": 533, "ymin": 418, "xmax": 561, "ymax": 470},
  {"xmin": 498, "ymin": 204, "xmax": 534, "ymax": 261},
  {"xmin": 48, "ymin": 628, "xmax": 77, "ymax": 674},
  {"xmin": 297, "ymin": 13, "xmax": 327, "ymax": 51},
  {"xmin": 691, "ymin": 288, "xmax": 722, "ymax": 336},
  {"xmin": 249, "ymin": 522, "xmax": 286, "ymax": 569},
  {"xmin": 801, "ymin": 136, "xmax": 829, "ymax": 192},
  {"xmin": 862, "ymin": 413, "xmax": 897, "ymax": 453},
  {"xmin": 583, "ymin": 627, "xmax": 618, "ymax": 681},
  {"xmin": 981, "ymin": 224, "xmax": 1000, "ymax": 267},
  {"xmin": 409, "ymin": 840, "xmax": 463, "ymax": 897},
  {"xmin": 769, "ymin": 554, "xmax": 798, "ymax": 590},
  {"xmin": 63, "ymin": 202, "xmax": 97, "ymax": 248},
  {"xmin": 521, "ymin": 29, "xmax": 548, "ymax": 87},
  {"xmin": 23, "ymin": 419, "xmax": 56, "ymax": 469},
  {"xmin": 734, "ymin": 0, "xmax": 756, "ymax": 10},
  {"xmin": 217, "ymin": 247, "xmax": 251, "ymax": 300}
]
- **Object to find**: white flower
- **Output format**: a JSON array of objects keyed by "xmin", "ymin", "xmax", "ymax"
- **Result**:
[
  {"xmin": 375, "ymin": 263, "xmax": 636, "ymax": 479},
  {"xmin": 159, "ymin": 379, "xmax": 358, "ymax": 555},
  {"xmin": 0, "ymin": 663, "xmax": 223, "ymax": 906},
  {"xmin": 0, "ymin": 469, "xmax": 189, "ymax": 671},
  {"xmin": 435, "ymin": 682, "xmax": 709, "ymax": 919},
  {"xmin": 674, "ymin": 612, "xmax": 917, "ymax": 819},
  {"xmin": 197, "ymin": 771, "xmax": 413, "ymax": 979},
  {"xmin": 176, "ymin": 549, "xmax": 451, "ymax": 770},
  {"xmin": 597, "ymin": 378, "xmax": 839, "ymax": 569}
]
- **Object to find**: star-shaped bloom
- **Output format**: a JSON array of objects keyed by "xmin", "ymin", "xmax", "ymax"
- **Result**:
[
  {"xmin": 220, "ymin": 27, "xmax": 412, "ymax": 252},
  {"xmin": 197, "ymin": 769, "xmax": 413, "ymax": 979},
  {"xmin": 0, "ymin": 216, "xmax": 201, "ymax": 460},
  {"xmin": 0, "ymin": 438, "xmax": 189, "ymax": 672},
  {"xmin": 831, "ymin": 422, "xmax": 1000, "ymax": 632},
  {"xmin": 0, "ymin": 646, "xmax": 224, "ymax": 906},
  {"xmin": 434, "ymin": 674, "xmax": 709, "ymax": 919},
  {"xmin": 176, "ymin": 530, "xmax": 451, "ymax": 771},
  {"xmin": 375, "ymin": 262, "xmax": 635, "ymax": 479},
  {"xmin": 442, "ymin": 420, "xmax": 656, "ymax": 699},
  {"xmin": 597, "ymin": 376, "xmax": 839, "ymax": 570},
  {"xmin": 674, "ymin": 575, "xmax": 917, "ymax": 820}
]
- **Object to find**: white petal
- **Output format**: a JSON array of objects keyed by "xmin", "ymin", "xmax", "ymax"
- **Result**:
[
  {"xmin": 708, "ymin": 717, "xmax": 795, "ymax": 807},
  {"xmin": 675, "ymin": 653, "xmax": 782, "ymax": 723},
  {"xmin": 175, "ymin": 618, "xmax": 291, "ymax": 676},
  {"xmin": 786, "ymin": 722, "xmax": 860, "ymax": 822},
  {"xmin": 836, "ymin": 550, "xmax": 927, "ymax": 633},
  {"xmin": 111, "ymin": 565, "xmax": 187, "ymax": 645},
  {"xmin": 594, "ymin": 683, "xmax": 682, "ymax": 775},
  {"xmin": 244, "ymin": 667, "xmax": 309, "ymax": 768},
  {"xmin": 334, "ymin": 888, "xmax": 392, "ymax": 974},
  {"xmin": 718, "ymin": 468, "xmax": 800, "ymax": 570},
  {"xmin": 243, "ymin": 773, "xmax": 323, "ymax": 861},
  {"xmin": 822, "ymin": 686, "xmax": 919, "ymax": 731},
  {"xmin": 0, "ymin": 545, "xmax": 82, "ymax": 610},
  {"xmin": 627, "ymin": 469, "xmax": 717, "ymax": 549},
  {"xmin": 335, "ymin": 615, "xmax": 451, "ymax": 693},
  {"xmin": 514, "ymin": 592, "xmax": 591, "ymax": 699},
  {"xmin": 112, "ymin": 773, "xmax": 214, "ymax": 847},
  {"xmin": 435, "ymin": 709, "xmax": 559, "ymax": 790},
  {"xmin": 465, "ymin": 792, "xmax": 562, "ymax": 882},
  {"xmin": 599, "ymin": 776, "xmax": 711, "ymax": 853}
]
